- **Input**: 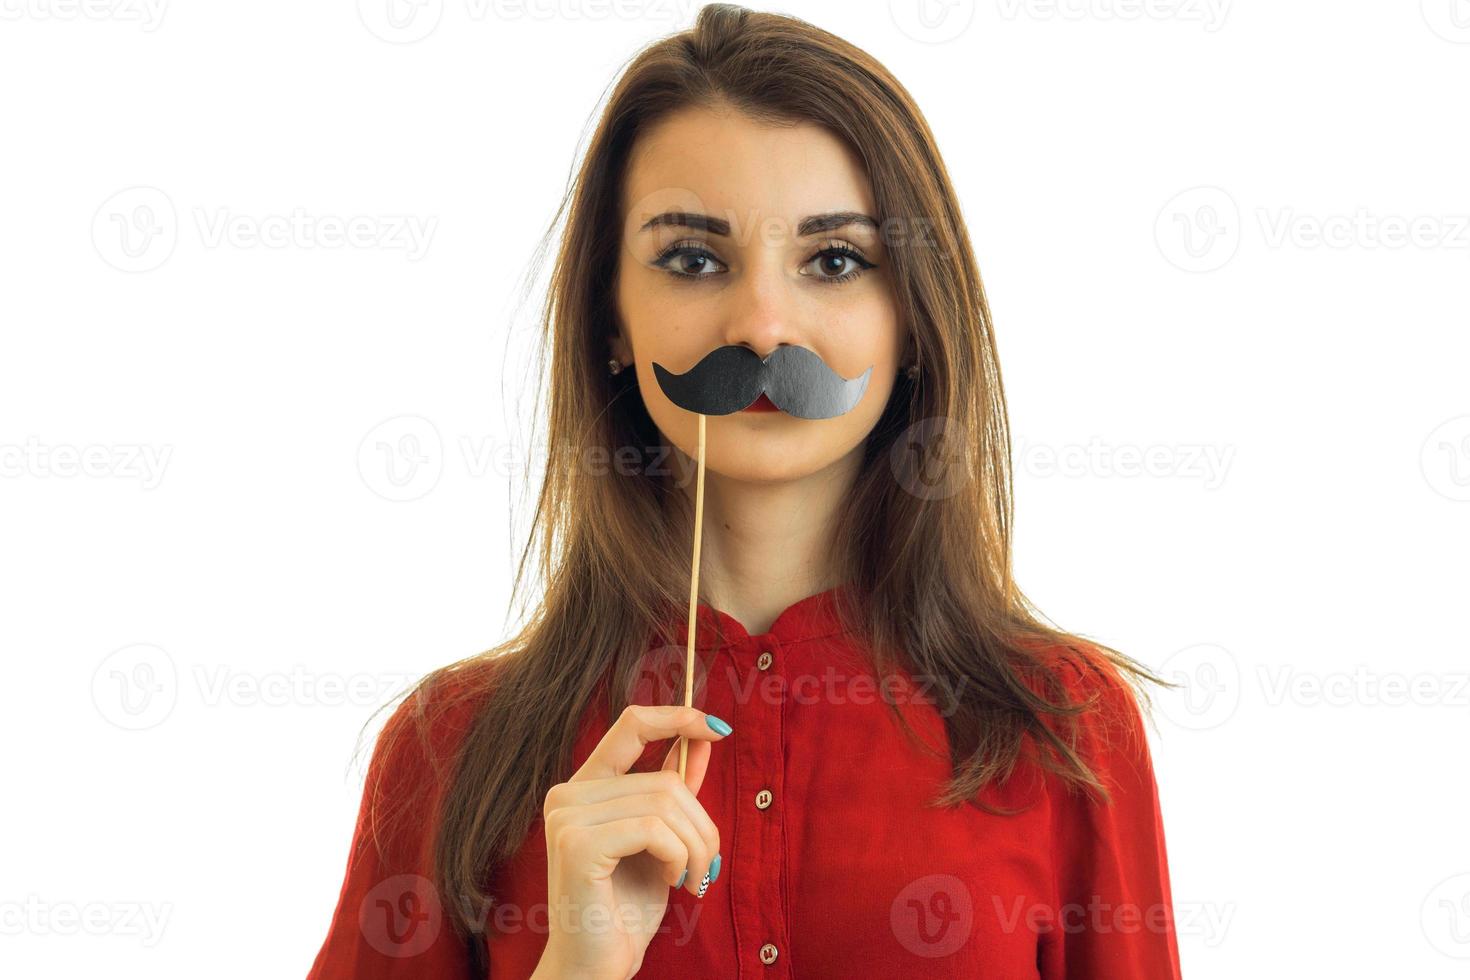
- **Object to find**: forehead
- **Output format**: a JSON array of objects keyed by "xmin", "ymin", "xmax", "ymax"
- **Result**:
[{"xmin": 622, "ymin": 105, "xmax": 876, "ymax": 231}]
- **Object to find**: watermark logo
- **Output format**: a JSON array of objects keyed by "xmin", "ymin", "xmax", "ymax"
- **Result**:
[
  {"xmin": 93, "ymin": 186, "xmax": 177, "ymax": 273},
  {"xmin": 1257, "ymin": 665, "xmax": 1470, "ymax": 709},
  {"xmin": 358, "ymin": 415, "xmax": 444, "ymax": 502},
  {"xmin": 1155, "ymin": 642, "xmax": 1240, "ymax": 731},
  {"xmin": 0, "ymin": 896, "xmax": 173, "ymax": 945},
  {"xmin": 92, "ymin": 650, "xmax": 418, "ymax": 726},
  {"xmin": 92, "ymin": 643, "xmax": 179, "ymax": 731},
  {"xmin": 1155, "ymin": 186, "xmax": 1240, "ymax": 273},
  {"xmin": 1159, "ymin": 187, "xmax": 1470, "ymax": 272},
  {"xmin": 626, "ymin": 643, "xmax": 709, "ymax": 708},
  {"xmin": 1422, "ymin": 872, "xmax": 1470, "ymax": 959},
  {"xmin": 358, "ymin": 0, "xmax": 443, "ymax": 43},
  {"xmin": 995, "ymin": 0, "xmax": 1230, "ymax": 31},
  {"xmin": 1257, "ymin": 209, "xmax": 1470, "ymax": 251},
  {"xmin": 891, "ymin": 874, "xmax": 973, "ymax": 956},
  {"xmin": 890, "ymin": 0, "xmax": 976, "ymax": 44},
  {"xmin": 360, "ymin": 874, "xmax": 444, "ymax": 958},
  {"xmin": 92, "ymin": 187, "xmax": 436, "ymax": 271},
  {"xmin": 1422, "ymin": 0, "xmax": 1470, "ymax": 43},
  {"xmin": 1014, "ymin": 435, "xmax": 1234, "ymax": 489},
  {"xmin": 358, "ymin": 0, "xmax": 693, "ymax": 43},
  {"xmin": 0, "ymin": 437, "xmax": 172, "ymax": 489},
  {"xmin": 193, "ymin": 207, "xmax": 435, "ymax": 258},
  {"xmin": 0, "ymin": 0, "xmax": 168, "ymax": 30},
  {"xmin": 1421, "ymin": 415, "xmax": 1470, "ymax": 502},
  {"xmin": 890, "ymin": 416, "xmax": 976, "ymax": 500}
]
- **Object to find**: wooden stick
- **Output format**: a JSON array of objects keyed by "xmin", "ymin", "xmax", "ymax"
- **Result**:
[{"xmin": 678, "ymin": 412, "xmax": 707, "ymax": 781}]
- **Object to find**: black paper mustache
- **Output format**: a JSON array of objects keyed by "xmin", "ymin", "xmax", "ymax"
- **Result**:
[{"xmin": 652, "ymin": 344, "xmax": 873, "ymax": 419}]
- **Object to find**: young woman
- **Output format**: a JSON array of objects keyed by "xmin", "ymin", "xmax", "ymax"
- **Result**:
[{"xmin": 308, "ymin": 6, "xmax": 1181, "ymax": 978}]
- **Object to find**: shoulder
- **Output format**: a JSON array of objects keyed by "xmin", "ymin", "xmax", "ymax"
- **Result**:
[
  {"xmin": 374, "ymin": 658, "xmax": 503, "ymax": 755},
  {"xmin": 1014, "ymin": 636, "xmax": 1158, "ymax": 791},
  {"xmin": 359, "ymin": 658, "xmax": 505, "ymax": 846}
]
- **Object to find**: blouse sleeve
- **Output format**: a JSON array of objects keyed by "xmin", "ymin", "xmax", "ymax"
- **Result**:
[
  {"xmin": 306, "ymin": 687, "xmax": 482, "ymax": 980},
  {"xmin": 1038, "ymin": 652, "xmax": 1183, "ymax": 979}
]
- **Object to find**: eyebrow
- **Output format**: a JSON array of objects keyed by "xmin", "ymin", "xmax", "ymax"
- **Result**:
[{"xmin": 638, "ymin": 210, "xmax": 879, "ymax": 237}]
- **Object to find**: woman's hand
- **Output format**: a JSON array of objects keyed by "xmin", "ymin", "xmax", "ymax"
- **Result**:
[{"xmin": 532, "ymin": 705, "xmax": 730, "ymax": 980}]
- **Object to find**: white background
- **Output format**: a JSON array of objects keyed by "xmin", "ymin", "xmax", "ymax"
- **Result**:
[{"xmin": 2, "ymin": 1, "xmax": 1467, "ymax": 977}]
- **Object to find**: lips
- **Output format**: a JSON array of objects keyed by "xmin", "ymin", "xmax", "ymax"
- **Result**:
[{"xmin": 741, "ymin": 392, "xmax": 780, "ymax": 413}]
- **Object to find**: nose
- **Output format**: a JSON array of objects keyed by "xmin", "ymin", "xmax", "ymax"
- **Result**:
[{"xmin": 720, "ymin": 256, "xmax": 800, "ymax": 359}]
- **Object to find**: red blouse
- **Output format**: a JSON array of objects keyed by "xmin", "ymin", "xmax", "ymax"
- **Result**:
[{"xmin": 307, "ymin": 585, "xmax": 1182, "ymax": 978}]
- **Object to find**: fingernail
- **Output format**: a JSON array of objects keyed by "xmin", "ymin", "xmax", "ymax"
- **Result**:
[
  {"xmin": 675, "ymin": 868, "xmax": 688, "ymax": 888},
  {"xmin": 708, "ymin": 852, "xmax": 722, "ymax": 883},
  {"xmin": 706, "ymin": 714, "xmax": 733, "ymax": 736},
  {"xmin": 695, "ymin": 868, "xmax": 711, "ymax": 899}
]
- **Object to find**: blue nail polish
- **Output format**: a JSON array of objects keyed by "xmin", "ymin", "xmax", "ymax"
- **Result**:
[
  {"xmin": 708, "ymin": 852, "xmax": 722, "ymax": 883},
  {"xmin": 706, "ymin": 714, "xmax": 733, "ymax": 736},
  {"xmin": 676, "ymin": 868, "xmax": 688, "ymax": 888}
]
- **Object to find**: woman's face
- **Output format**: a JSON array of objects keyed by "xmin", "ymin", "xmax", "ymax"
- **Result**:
[{"xmin": 613, "ymin": 105, "xmax": 905, "ymax": 485}]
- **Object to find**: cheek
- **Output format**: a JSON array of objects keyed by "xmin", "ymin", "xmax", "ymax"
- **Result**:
[{"xmin": 837, "ymin": 306, "xmax": 903, "ymax": 394}]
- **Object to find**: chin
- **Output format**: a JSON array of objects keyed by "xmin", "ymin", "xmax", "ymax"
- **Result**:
[{"xmin": 704, "ymin": 433, "xmax": 855, "ymax": 484}]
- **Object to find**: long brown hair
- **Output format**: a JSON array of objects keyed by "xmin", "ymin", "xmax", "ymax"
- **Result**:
[{"xmin": 359, "ymin": 3, "xmax": 1173, "ymax": 961}]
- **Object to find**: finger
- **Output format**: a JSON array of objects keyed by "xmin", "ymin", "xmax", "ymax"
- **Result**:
[
  {"xmin": 571, "ymin": 705, "xmax": 731, "ymax": 783},
  {"xmin": 565, "ymin": 816, "xmax": 689, "ymax": 889},
  {"xmin": 549, "ymin": 791, "xmax": 714, "ymax": 895},
  {"xmin": 546, "ymin": 769, "xmax": 720, "ymax": 856}
]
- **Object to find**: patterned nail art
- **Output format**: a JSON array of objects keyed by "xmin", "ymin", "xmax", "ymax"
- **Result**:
[{"xmin": 695, "ymin": 870, "xmax": 711, "ymax": 899}]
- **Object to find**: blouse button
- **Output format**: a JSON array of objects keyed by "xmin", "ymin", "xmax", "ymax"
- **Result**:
[
  {"xmin": 759, "ymin": 942, "xmax": 779, "ymax": 965},
  {"xmin": 755, "ymin": 788, "xmax": 773, "ymax": 810},
  {"xmin": 756, "ymin": 650, "xmax": 773, "ymax": 670}
]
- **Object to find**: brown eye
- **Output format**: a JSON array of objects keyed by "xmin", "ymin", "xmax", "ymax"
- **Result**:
[
  {"xmin": 800, "ymin": 244, "xmax": 876, "ymax": 284},
  {"xmin": 653, "ymin": 241, "xmax": 727, "ymax": 280},
  {"xmin": 818, "ymin": 253, "xmax": 849, "ymax": 276}
]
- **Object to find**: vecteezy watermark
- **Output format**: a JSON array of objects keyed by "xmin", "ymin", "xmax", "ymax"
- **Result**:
[
  {"xmin": 92, "ymin": 186, "xmax": 177, "ymax": 273},
  {"xmin": 1256, "ymin": 208, "xmax": 1470, "ymax": 251},
  {"xmin": 994, "ymin": 0, "xmax": 1230, "ymax": 32},
  {"xmin": 1155, "ymin": 643, "xmax": 1241, "ymax": 731},
  {"xmin": 1013, "ymin": 435, "xmax": 1234, "ymax": 489},
  {"xmin": 356, "ymin": 415, "xmax": 738, "ymax": 502},
  {"xmin": 1421, "ymin": 0, "xmax": 1470, "ymax": 43},
  {"xmin": 1421, "ymin": 415, "xmax": 1470, "ymax": 502},
  {"xmin": 1422, "ymin": 872, "xmax": 1470, "ymax": 959},
  {"xmin": 1157, "ymin": 644, "xmax": 1470, "ymax": 729},
  {"xmin": 358, "ymin": 415, "xmax": 445, "ymax": 502},
  {"xmin": 890, "ymin": 416, "xmax": 979, "ymax": 501},
  {"xmin": 92, "ymin": 643, "xmax": 420, "ymax": 730},
  {"xmin": 0, "ymin": 0, "xmax": 168, "ymax": 30},
  {"xmin": 193, "ymin": 207, "xmax": 435, "ymax": 258},
  {"xmin": 0, "ymin": 896, "xmax": 173, "ymax": 947},
  {"xmin": 192, "ymin": 665, "xmax": 419, "ymax": 709},
  {"xmin": 92, "ymin": 644, "xmax": 179, "ymax": 731},
  {"xmin": 1156, "ymin": 185, "xmax": 1470, "ymax": 272},
  {"xmin": 0, "ymin": 437, "xmax": 172, "ymax": 489},
  {"xmin": 360, "ymin": 874, "xmax": 444, "ymax": 958},
  {"xmin": 889, "ymin": 0, "xmax": 977, "ymax": 44},
  {"xmin": 92, "ymin": 186, "xmax": 436, "ymax": 272},
  {"xmin": 624, "ymin": 651, "xmax": 974, "ymax": 719},
  {"xmin": 890, "ymin": 878, "xmax": 1231, "ymax": 956},
  {"xmin": 357, "ymin": 874, "xmax": 704, "ymax": 958},
  {"xmin": 473, "ymin": 893, "xmax": 702, "ymax": 945},
  {"xmin": 1257, "ymin": 665, "xmax": 1470, "ymax": 709},
  {"xmin": 892, "ymin": 874, "xmax": 973, "ymax": 957},
  {"xmin": 1155, "ymin": 186, "xmax": 1241, "ymax": 273},
  {"xmin": 357, "ymin": 0, "xmax": 696, "ymax": 44},
  {"xmin": 990, "ymin": 894, "xmax": 1234, "ymax": 948}
]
